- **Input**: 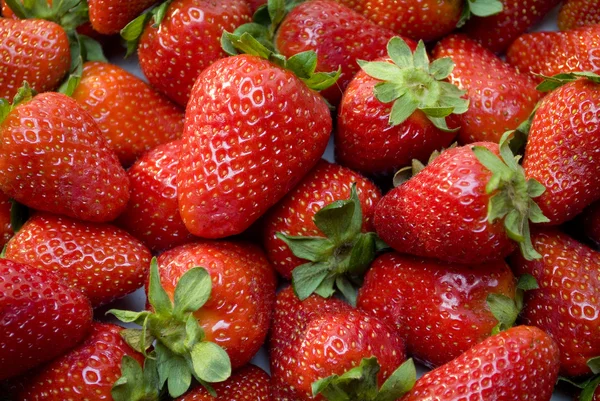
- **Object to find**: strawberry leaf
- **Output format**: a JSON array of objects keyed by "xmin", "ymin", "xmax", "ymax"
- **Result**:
[
  {"xmin": 276, "ymin": 235, "xmax": 335, "ymax": 262},
  {"xmin": 190, "ymin": 342, "xmax": 231, "ymax": 383},
  {"xmin": 292, "ymin": 262, "xmax": 330, "ymax": 300},
  {"xmin": 488, "ymin": 274, "xmax": 538, "ymax": 333},
  {"xmin": 580, "ymin": 376, "xmax": 600, "ymax": 401},
  {"xmin": 378, "ymin": 359, "xmax": 417, "ymax": 401},
  {"xmin": 536, "ymin": 71, "xmax": 600, "ymax": 92},
  {"xmin": 121, "ymin": 12, "xmax": 153, "ymax": 57},
  {"xmin": 173, "ymin": 267, "xmax": 211, "ymax": 318},
  {"xmin": 589, "ymin": 357, "xmax": 600, "ymax": 375},
  {"xmin": 458, "ymin": 0, "xmax": 503, "ymax": 27},
  {"xmin": 112, "ymin": 356, "xmax": 161, "ymax": 401}
]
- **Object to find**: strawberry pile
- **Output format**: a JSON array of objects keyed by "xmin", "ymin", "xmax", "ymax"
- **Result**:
[{"xmin": 0, "ymin": 0, "xmax": 600, "ymax": 400}]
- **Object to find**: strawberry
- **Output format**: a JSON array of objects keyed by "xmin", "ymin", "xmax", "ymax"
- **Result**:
[
  {"xmin": 248, "ymin": 0, "xmax": 267, "ymax": 13},
  {"xmin": 0, "ymin": 258, "xmax": 92, "ymax": 380},
  {"xmin": 558, "ymin": 0, "xmax": 600, "ymax": 31},
  {"xmin": 583, "ymin": 201, "xmax": 600, "ymax": 246},
  {"xmin": 270, "ymin": 286, "xmax": 407, "ymax": 400},
  {"xmin": 71, "ymin": 61, "xmax": 184, "ymax": 166},
  {"xmin": 400, "ymin": 325, "xmax": 560, "ymax": 401},
  {"xmin": 462, "ymin": 0, "xmax": 561, "ymax": 53},
  {"xmin": 336, "ymin": 37, "xmax": 466, "ymax": 176},
  {"xmin": 0, "ymin": 192, "xmax": 13, "ymax": 248},
  {"xmin": 374, "ymin": 136, "xmax": 548, "ymax": 264},
  {"xmin": 4, "ymin": 212, "xmax": 151, "ymax": 307},
  {"xmin": 507, "ymin": 25, "xmax": 600, "ymax": 77},
  {"xmin": 0, "ymin": 87, "xmax": 130, "ymax": 222},
  {"xmin": 510, "ymin": 228, "xmax": 600, "ymax": 377},
  {"xmin": 117, "ymin": 140, "xmax": 195, "ymax": 252},
  {"xmin": 522, "ymin": 73, "xmax": 600, "ymax": 225},
  {"xmin": 432, "ymin": 34, "xmax": 542, "ymax": 144},
  {"xmin": 88, "ymin": 0, "xmax": 158, "ymax": 34}
]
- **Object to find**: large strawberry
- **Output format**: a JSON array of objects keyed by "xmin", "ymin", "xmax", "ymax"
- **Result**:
[
  {"xmin": 336, "ymin": 37, "xmax": 467, "ymax": 176},
  {"xmin": 88, "ymin": 0, "xmax": 158, "ymax": 34},
  {"xmin": 558, "ymin": 0, "xmax": 600, "ymax": 30},
  {"xmin": 71, "ymin": 61, "xmax": 183, "ymax": 166},
  {"xmin": 432, "ymin": 34, "xmax": 541, "ymax": 144},
  {"xmin": 400, "ymin": 326, "xmax": 560, "ymax": 401},
  {"xmin": 0, "ymin": 192, "xmax": 13, "ymax": 248},
  {"xmin": 0, "ymin": 258, "xmax": 92, "ymax": 380},
  {"xmin": 117, "ymin": 140, "xmax": 195, "ymax": 252},
  {"xmin": 4, "ymin": 212, "xmax": 151, "ymax": 307},
  {"xmin": 0, "ymin": 86, "xmax": 130, "ymax": 222},
  {"xmin": 522, "ymin": 73, "xmax": 600, "ymax": 225}
]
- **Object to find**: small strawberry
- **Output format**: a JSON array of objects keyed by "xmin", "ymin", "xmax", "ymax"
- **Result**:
[
  {"xmin": 583, "ymin": 201, "xmax": 600, "ymax": 246},
  {"xmin": 4, "ymin": 212, "xmax": 151, "ymax": 307},
  {"xmin": 507, "ymin": 25, "xmax": 600, "ymax": 77},
  {"xmin": 400, "ymin": 325, "xmax": 560, "ymax": 401},
  {"xmin": 336, "ymin": 37, "xmax": 467, "ymax": 176},
  {"xmin": 0, "ymin": 258, "xmax": 92, "ymax": 380},
  {"xmin": 0, "ymin": 192, "xmax": 13, "ymax": 248},
  {"xmin": 0, "ymin": 86, "xmax": 130, "ymax": 222},
  {"xmin": 432, "ymin": 34, "xmax": 541, "ymax": 144},
  {"xmin": 71, "ymin": 61, "xmax": 184, "ymax": 166},
  {"xmin": 88, "ymin": 0, "xmax": 158, "ymax": 34},
  {"xmin": 558, "ymin": 0, "xmax": 600, "ymax": 31},
  {"xmin": 117, "ymin": 140, "xmax": 195, "ymax": 252}
]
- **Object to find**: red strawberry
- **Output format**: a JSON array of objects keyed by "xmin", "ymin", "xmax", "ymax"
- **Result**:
[
  {"xmin": 0, "ymin": 192, "xmax": 13, "ymax": 248},
  {"xmin": 88, "ymin": 0, "xmax": 158, "ymax": 34},
  {"xmin": 510, "ymin": 228, "xmax": 600, "ymax": 377},
  {"xmin": 0, "ymin": 88, "xmax": 130, "ymax": 222},
  {"xmin": 248, "ymin": 0, "xmax": 267, "ymax": 13},
  {"xmin": 357, "ymin": 252, "xmax": 517, "ymax": 368},
  {"xmin": 71, "ymin": 61, "xmax": 183, "ymax": 166},
  {"xmin": 507, "ymin": 25, "xmax": 600, "ymax": 77},
  {"xmin": 558, "ymin": 0, "xmax": 600, "ymax": 31},
  {"xmin": 179, "ymin": 53, "xmax": 332, "ymax": 238},
  {"xmin": 583, "ymin": 201, "xmax": 600, "ymax": 246},
  {"xmin": 175, "ymin": 365, "xmax": 271, "ymax": 400},
  {"xmin": 432, "ymin": 34, "xmax": 541, "ymax": 144},
  {"xmin": 117, "ymin": 140, "xmax": 194, "ymax": 252},
  {"xmin": 4, "ymin": 212, "xmax": 151, "ymax": 307},
  {"xmin": 400, "ymin": 325, "xmax": 560, "ymax": 401},
  {"xmin": 522, "ymin": 74, "xmax": 600, "ymax": 225},
  {"xmin": 336, "ymin": 38, "xmax": 466, "ymax": 176},
  {"xmin": 462, "ymin": 0, "xmax": 561, "ymax": 53},
  {"xmin": 0, "ymin": 258, "xmax": 92, "ymax": 380}
]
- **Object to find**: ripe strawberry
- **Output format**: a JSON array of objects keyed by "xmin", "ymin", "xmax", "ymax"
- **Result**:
[
  {"xmin": 507, "ymin": 25, "xmax": 600, "ymax": 77},
  {"xmin": 432, "ymin": 34, "xmax": 541, "ymax": 144},
  {"xmin": 522, "ymin": 74, "xmax": 600, "ymax": 225},
  {"xmin": 462, "ymin": 0, "xmax": 561, "ymax": 53},
  {"xmin": 0, "ymin": 88, "xmax": 130, "ymax": 222},
  {"xmin": 117, "ymin": 140, "xmax": 195, "ymax": 252},
  {"xmin": 400, "ymin": 325, "xmax": 560, "ymax": 401},
  {"xmin": 336, "ymin": 38, "xmax": 466, "ymax": 176},
  {"xmin": 583, "ymin": 201, "xmax": 600, "ymax": 246},
  {"xmin": 0, "ymin": 258, "xmax": 92, "ymax": 380},
  {"xmin": 71, "ymin": 61, "xmax": 183, "ymax": 166},
  {"xmin": 248, "ymin": 0, "xmax": 267, "ymax": 13},
  {"xmin": 558, "ymin": 0, "xmax": 600, "ymax": 30},
  {"xmin": 179, "ymin": 52, "xmax": 333, "ymax": 238},
  {"xmin": 4, "ymin": 212, "xmax": 151, "ymax": 307},
  {"xmin": 88, "ymin": 0, "xmax": 158, "ymax": 34},
  {"xmin": 0, "ymin": 192, "xmax": 13, "ymax": 248}
]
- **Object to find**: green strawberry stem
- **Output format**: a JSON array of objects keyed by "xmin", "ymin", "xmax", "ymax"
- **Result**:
[
  {"xmin": 536, "ymin": 71, "xmax": 600, "ymax": 92},
  {"xmin": 111, "ymin": 356, "xmax": 162, "ymax": 401},
  {"xmin": 486, "ymin": 274, "xmax": 538, "ymax": 334},
  {"xmin": 278, "ymin": 184, "xmax": 387, "ymax": 305},
  {"xmin": 312, "ymin": 357, "xmax": 416, "ymax": 401},
  {"xmin": 108, "ymin": 258, "xmax": 232, "ymax": 398},
  {"xmin": 358, "ymin": 37, "xmax": 469, "ymax": 132},
  {"xmin": 121, "ymin": 0, "xmax": 174, "ymax": 57},
  {"xmin": 457, "ymin": 0, "xmax": 504, "ymax": 28}
]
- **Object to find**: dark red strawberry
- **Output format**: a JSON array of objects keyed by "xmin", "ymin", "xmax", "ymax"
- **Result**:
[
  {"xmin": 558, "ymin": 0, "xmax": 600, "ymax": 30},
  {"xmin": 0, "ymin": 192, "xmax": 12, "ymax": 248},
  {"xmin": 248, "ymin": 0, "xmax": 267, "ymax": 13},
  {"xmin": 71, "ymin": 61, "xmax": 183, "ymax": 166},
  {"xmin": 88, "ymin": 0, "xmax": 158, "ymax": 34},
  {"xmin": 117, "ymin": 140, "xmax": 194, "ymax": 252},
  {"xmin": 432, "ymin": 34, "xmax": 541, "ymax": 144},
  {"xmin": 4, "ymin": 212, "xmax": 151, "ymax": 307},
  {"xmin": 0, "ymin": 87, "xmax": 130, "ymax": 222},
  {"xmin": 400, "ymin": 326, "xmax": 560, "ymax": 401},
  {"xmin": 0, "ymin": 258, "xmax": 92, "ymax": 380}
]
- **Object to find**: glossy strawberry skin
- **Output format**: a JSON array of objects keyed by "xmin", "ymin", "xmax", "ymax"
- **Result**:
[
  {"xmin": 523, "ymin": 79, "xmax": 600, "ymax": 225},
  {"xmin": 358, "ymin": 252, "xmax": 516, "ymax": 368},
  {"xmin": 5, "ymin": 212, "xmax": 151, "ymax": 307},
  {"xmin": 0, "ymin": 19, "xmax": 70, "ymax": 101},
  {"xmin": 0, "ymin": 93, "xmax": 130, "ymax": 223},
  {"xmin": 72, "ymin": 61, "xmax": 184, "ymax": 166},
  {"xmin": 558, "ymin": 0, "xmax": 600, "ymax": 30},
  {"xmin": 118, "ymin": 140, "xmax": 194, "ymax": 252},
  {"xmin": 16, "ymin": 323, "xmax": 144, "ymax": 401},
  {"xmin": 179, "ymin": 55, "xmax": 331, "ymax": 238},
  {"xmin": 262, "ymin": 160, "xmax": 381, "ymax": 279},
  {"xmin": 275, "ymin": 0, "xmax": 398, "ymax": 105},
  {"xmin": 510, "ymin": 229, "xmax": 600, "ymax": 377},
  {"xmin": 0, "ymin": 192, "xmax": 12, "ymax": 248},
  {"xmin": 400, "ymin": 326, "xmax": 560, "ymax": 401},
  {"xmin": 507, "ymin": 25, "xmax": 600, "ymax": 77},
  {"xmin": 88, "ymin": 0, "xmax": 158, "ymax": 34},
  {"xmin": 176, "ymin": 365, "xmax": 271, "ymax": 400},
  {"xmin": 138, "ymin": 0, "xmax": 251, "ymax": 106},
  {"xmin": 432, "ymin": 34, "xmax": 541, "ymax": 144},
  {"xmin": 0, "ymin": 259, "xmax": 93, "ymax": 380},
  {"xmin": 374, "ymin": 142, "xmax": 515, "ymax": 264},
  {"xmin": 155, "ymin": 241, "xmax": 276, "ymax": 369},
  {"xmin": 336, "ymin": 59, "xmax": 458, "ymax": 176}
]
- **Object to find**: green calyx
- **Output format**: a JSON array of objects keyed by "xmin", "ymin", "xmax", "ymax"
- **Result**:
[
  {"xmin": 59, "ymin": 31, "xmax": 108, "ymax": 97},
  {"xmin": 4, "ymin": 0, "xmax": 88, "ymax": 30},
  {"xmin": 312, "ymin": 358, "xmax": 416, "ymax": 401},
  {"xmin": 559, "ymin": 357, "xmax": 600, "ymax": 401},
  {"xmin": 108, "ymin": 258, "xmax": 231, "ymax": 398},
  {"xmin": 472, "ymin": 131, "xmax": 549, "ymax": 260},
  {"xmin": 486, "ymin": 274, "xmax": 538, "ymax": 334},
  {"xmin": 358, "ymin": 37, "xmax": 469, "ymax": 132},
  {"xmin": 111, "ymin": 356, "xmax": 161, "ymax": 401},
  {"xmin": 392, "ymin": 143, "xmax": 457, "ymax": 187},
  {"xmin": 251, "ymin": 0, "xmax": 306, "ymax": 43},
  {"xmin": 121, "ymin": 0, "xmax": 174, "ymax": 57},
  {"xmin": 536, "ymin": 71, "xmax": 600, "ymax": 92},
  {"xmin": 457, "ymin": 0, "xmax": 503, "ymax": 27},
  {"xmin": 0, "ymin": 82, "xmax": 34, "ymax": 125},
  {"xmin": 278, "ymin": 184, "xmax": 387, "ymax": 306}
]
